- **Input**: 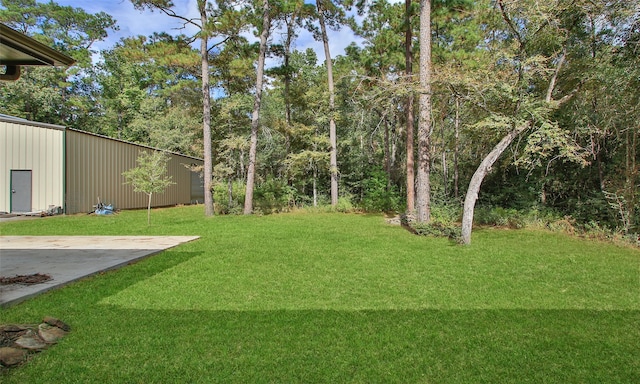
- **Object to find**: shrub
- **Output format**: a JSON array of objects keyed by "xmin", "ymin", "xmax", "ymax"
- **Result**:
[
  {"xmin": 214, "ymin": 179, "xmax": 298, "ymax": 215},
  {"xmin": 254, "ymin": 178, "xmax": 296, "ymax": 214},
  {"xmin": 412, "ymin": 221, "xmax": 461, "ymax": 240},
  {"xmin": 359, "ymin": 168, "xmax": 402, "ymax": 212},
  {"xmin": 295, "ymin": 194, "xmax": 357, "ymax": 213},
  {"xmin": 213, "ymin": 181, "xmax": 246, "ymax": 215},
  {"xmin": 473, "ymin": 206, "xmax": 562, "ymax": 229},
  {"xmin": 335, "ymin": 195, "xmax": 356, "ymax": 213},
  {"xmin": 430, "ymin": 201, "xmax": 462, "ymax": 224},
  {"xmin": 472, "ymin": 206, "xmax": 639, "ymax": 247},
  {"xmin": 625, "ymin": 233, "xmax": 640, "ymax": 247},
  {"xmin": 546, "ymin": 216, "xmax": 577, "ymax": 235},
  {"xmin": 407, "ymin": 201, "xmax": 462, "ymax": 240}
]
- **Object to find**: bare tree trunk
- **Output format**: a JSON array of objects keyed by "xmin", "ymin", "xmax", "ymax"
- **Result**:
[
  {"xmin": 244, "ymin": 0, "xmax": 271, "ymax": 214},
  {"xmin": 461, "ymin": 122, "xmax": 530, "ymax": 244},
  {"xmin": 284, "ymin": 41, "xmax": 292, "ymax": 129},
  {"xmin": 283, "ymin": 8, "xmax": 299, "ymax": 155},
  {"xmin": 227, "ymin": 113, "xmax": 233, "ymax": 209},
  {"xmin": 318, "ymin": 0, "xmax": 339, "ymax": 207},
  {"xmin": 439, "ymin": 114, "xmax": 448, "ymax": 196},
  {"xmin": 313, "ymin": 165, "xmax": 318, "ymax": 207},
  {"xmin": 147, "ymin": 193, "xmax": 152, "ymax": 225},
  {"xmin": 384, "ymin": 117, "xmax": 391, "ymax": 187},
  {"xmin": 391, "ymin": 122, "xmax": 398, "ymax": 174},
  {"xmin": 416, "ymin": 0, "xmax": 432, "ymax": 223},
  {"xmin": 546, "ymin": 49, "xmax": 565, "ymax": 103},
  {"xmin": 625, "ymin": 124, "xmax": 638, "ymax": 231},
  {"xmin": 117, "ymin": 112, "xmax": 123, "ymax": 140},
  {"xmin": 454, "ymin": 96, "xmax": 460, "ymax": 200},
  {"xmin": 405, "ymin": 0, "xmax": 415, "ymax": 213},
  {"xmin": 200, "ymin": 4, "xmax": 214, "ymax": 217},
  {"xmin": 442, "ymin": 149, "xmax": 448, "ymax": 197},
  {"xmin": 597, "ymin": 149, "xmax": 605, "ymax": 191}
]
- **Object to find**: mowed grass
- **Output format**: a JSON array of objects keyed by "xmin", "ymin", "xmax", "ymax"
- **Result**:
[{"xmin": 1, "ymin": 206, "xmax": 638, "ymax": 383}]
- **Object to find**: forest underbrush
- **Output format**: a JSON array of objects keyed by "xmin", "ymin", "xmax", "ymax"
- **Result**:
[{"xmin": 409, "ymin": 205, "xmax": 639, "ymax": 248}]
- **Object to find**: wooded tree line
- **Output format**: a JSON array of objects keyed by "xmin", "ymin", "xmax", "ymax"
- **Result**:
[{"xmin": 1, "ymin": 0, "xmax": 638, "ymax": 240}]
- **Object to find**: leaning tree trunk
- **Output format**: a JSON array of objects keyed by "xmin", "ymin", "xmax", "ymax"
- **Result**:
[
  {"xmin": 244, "ymin": 0, "xmax": 270, "ymax": 214},
  {"xmin": 461, "ymin": 122, "xmax": 530, "ymax": 244}
]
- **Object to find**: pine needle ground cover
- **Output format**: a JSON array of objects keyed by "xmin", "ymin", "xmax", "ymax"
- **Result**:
[{"xmin": 1, "ymin": 206, "xmax": 638, "ymax": 383}]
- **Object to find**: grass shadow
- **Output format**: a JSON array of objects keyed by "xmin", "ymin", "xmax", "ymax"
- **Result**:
[{"xmin": 3, "ymin": 307, "xmax": 638, "ymax": 383}]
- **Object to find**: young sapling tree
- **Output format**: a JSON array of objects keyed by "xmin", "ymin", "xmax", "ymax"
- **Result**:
[{"xmin": 123, "ymin": 150, "xmax": 175, "ymax": 225}]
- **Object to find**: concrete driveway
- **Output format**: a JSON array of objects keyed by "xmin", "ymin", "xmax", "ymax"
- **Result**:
[{"xmin": 0, "ymin": 236, "xmax": 199, "ymax": 307}]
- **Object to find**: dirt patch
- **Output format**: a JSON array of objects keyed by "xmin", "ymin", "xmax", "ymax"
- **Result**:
[{"xmin": 0, "ymin": 274, "xmax": 52, "ymax": 286}]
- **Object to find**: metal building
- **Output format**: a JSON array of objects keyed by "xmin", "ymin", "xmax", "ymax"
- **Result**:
[
  {"xmin": 0, "ymin": 114, "xmax": 204, "ymax": 214},
  {"xmin": 0, "ymin": 115, "xmax": 65, "ymax": 214}
]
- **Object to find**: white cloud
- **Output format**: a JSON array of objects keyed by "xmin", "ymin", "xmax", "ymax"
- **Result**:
[{"xmin": 52, "ymin": 0, "xmax": 198, "ymax": 52}]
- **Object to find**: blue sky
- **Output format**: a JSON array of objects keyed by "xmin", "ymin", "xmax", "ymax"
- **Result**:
[{"xmin": 52, "ymin": 0, "xmax": 365, "ymax": 65}]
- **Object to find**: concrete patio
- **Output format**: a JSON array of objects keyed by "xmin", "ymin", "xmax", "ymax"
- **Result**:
[{"xmin": 0, "ymin": 236, "xmax": 199, "ymax": 307}]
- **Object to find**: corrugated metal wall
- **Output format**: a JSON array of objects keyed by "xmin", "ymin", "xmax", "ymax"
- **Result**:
[
  {"xmin": 65, "ymin": 129, "xmax": 203, "ymax": 214},
  {"xmin": 0, "ymin": 117, "xmax": 64, "ymax": 213}
]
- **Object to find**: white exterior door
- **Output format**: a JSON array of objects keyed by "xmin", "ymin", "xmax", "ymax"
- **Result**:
[{"xmin": 11, "ymin": 170, "xmax": 32, "ymax": 213}]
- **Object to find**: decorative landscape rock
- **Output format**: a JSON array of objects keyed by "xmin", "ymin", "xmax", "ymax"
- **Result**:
[
  {"xmin": 15, "ymin": 330, "xmax": 47, "ymax": 351},
  {"xmin": 1, "ymin": 324, "xmax": 28, "ymax": 333},
  {"xmin": 43, "ymin": 316, "xmax": 71, "ymax": 332},
  {"xmin": 38, "ymin": 323, "xmax": 68, "ymax": 343},
  {"xmin": 0, "ymin": 347, "xmax": 27, "ymax": 367},
  {"xmin": 0, "ymin": 317, "xmax": 70, "ymax": 370}
]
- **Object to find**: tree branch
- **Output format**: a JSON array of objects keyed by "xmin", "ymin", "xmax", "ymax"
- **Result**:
[
  {"xmin": 546, "ymin": 47, "xmax": 566, "ymax": 103},
  {"xmin": 555, "ymin": 81, "xmax": 584, "ymax": 107},
  {"xmin": 208, "ymin": 36, "xmax": 232, "ymax": 53},
  {"xmin": 497, "ymin": 0, "xmax": 524, "ymax": 48},
  {"xmin": 155, "ymin": 6, "xmax": 202, "ymax": 30}
]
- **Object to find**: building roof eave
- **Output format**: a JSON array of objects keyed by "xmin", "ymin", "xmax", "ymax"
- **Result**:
[{"xmin": 1, "ymin": 23, "xmax": 76, "ymax": 81}]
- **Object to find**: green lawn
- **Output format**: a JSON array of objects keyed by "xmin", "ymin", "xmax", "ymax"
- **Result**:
[{"xmin": 1, "ymin": 206, "xmax": 639, "ymax": 383}]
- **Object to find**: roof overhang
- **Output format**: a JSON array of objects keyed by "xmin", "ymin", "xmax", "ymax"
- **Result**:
[
  {"xmin": 0, "ymin": 113, "xmax": 66, "ymax": 131},
  {"xmin": 0, "ymin": 23, "xmax": 76, "ymax": 81}
]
